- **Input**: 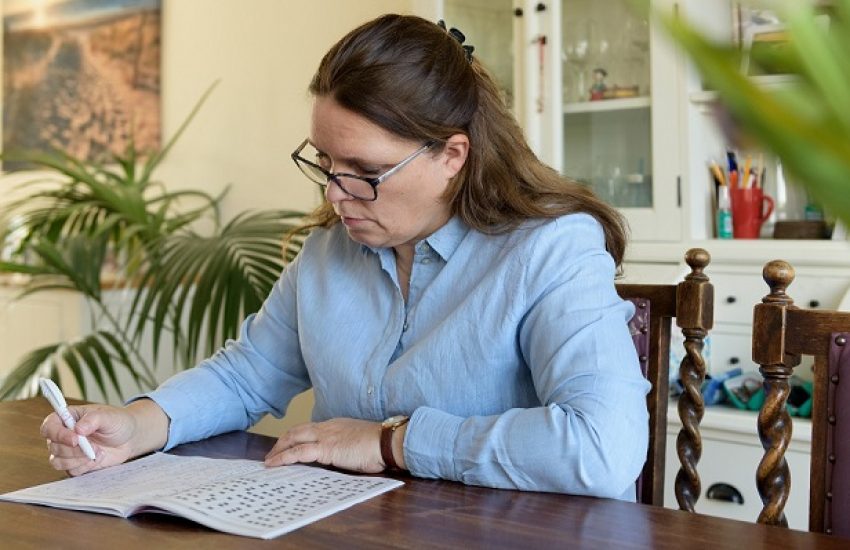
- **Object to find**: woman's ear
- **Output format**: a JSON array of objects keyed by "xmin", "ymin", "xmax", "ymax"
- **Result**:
[{"xmin": 440, "ymin": 134, "xmax": 470, "ymax": 178}]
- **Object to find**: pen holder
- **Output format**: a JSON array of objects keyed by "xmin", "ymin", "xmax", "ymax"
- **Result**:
[{"xmin": 731, "ymin": 187, "xmax": 774, "ymax": 239}]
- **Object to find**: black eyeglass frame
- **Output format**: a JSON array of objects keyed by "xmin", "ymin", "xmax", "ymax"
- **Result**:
[{"xmin": 290, "ymin": 139, "xmax": 436, "ymax": 201}]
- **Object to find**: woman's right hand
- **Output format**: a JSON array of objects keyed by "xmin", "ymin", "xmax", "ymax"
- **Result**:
[{"xmin": 40, "ymin": 398, "xmax": 169, "ymax": 477}]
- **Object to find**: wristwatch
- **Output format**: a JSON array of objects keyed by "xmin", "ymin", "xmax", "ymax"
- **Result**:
[{"xmin": 380, "ymin": 415, "xmax": 409, "ymax": 470}]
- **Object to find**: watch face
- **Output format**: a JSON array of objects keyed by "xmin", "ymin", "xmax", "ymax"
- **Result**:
[{"xmin": 382, "ymin": 415, "xmax": 409, "ymax": 428}]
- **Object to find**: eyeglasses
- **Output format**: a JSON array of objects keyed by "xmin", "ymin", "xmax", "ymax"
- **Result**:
[{"xmin": 291, "ymin": 139, "xmax": 434, "ymax": 201}]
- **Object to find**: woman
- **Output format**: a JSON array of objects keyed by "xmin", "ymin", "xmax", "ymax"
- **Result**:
[{"xmin": 41, "ymin": 14, "xmax": 649, "ymax": 500}]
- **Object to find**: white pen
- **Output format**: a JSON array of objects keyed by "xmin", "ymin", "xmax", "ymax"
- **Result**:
[{"xmin": 39, "ymin": 378, "xmax": 96, "ymax": 461}]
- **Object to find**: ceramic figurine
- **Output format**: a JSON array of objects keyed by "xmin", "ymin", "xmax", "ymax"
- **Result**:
[{"xmin": 590, "ymin": 68, "xmax": 608, "ymax": 101}]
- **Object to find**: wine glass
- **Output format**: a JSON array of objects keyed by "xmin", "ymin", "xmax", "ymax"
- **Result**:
[
  {"xmin": 618, "ymin": 13, "xmax": 649, "ymax": 95},
  {"xmin": 563, "ymin": 18, "xmax": 593, "ymax": 102}
]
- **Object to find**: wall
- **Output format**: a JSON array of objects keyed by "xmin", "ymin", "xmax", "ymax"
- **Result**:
[{"xmin": 156, "ymin": 0, "xmax": 414, "ymax": 219}]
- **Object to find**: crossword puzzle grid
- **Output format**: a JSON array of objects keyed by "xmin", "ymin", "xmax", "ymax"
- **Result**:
[{"xmin": 171, "ymin": 473, "xmax": 391, "ymax": 529}]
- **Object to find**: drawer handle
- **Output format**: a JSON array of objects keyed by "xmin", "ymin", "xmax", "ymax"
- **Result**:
[
  {"xmin": 809, "ymin": 299, "xmax": 820, "ymax": 308},
  {"xmin": 706, "ymin": 482, "xmax": 744, "ymax": 505},
  {"xmin": 725, "ymin": 296, "xmax": 737, "ymax": 304},
  {"xmin": 729, "ymin": 357, "xmax": 740, "ymax": 365}
]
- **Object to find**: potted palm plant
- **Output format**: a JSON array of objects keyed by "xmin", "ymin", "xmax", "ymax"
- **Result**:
[{"xmin": 0, "ymin": 83, "xmax": 306, "ymax": 400}]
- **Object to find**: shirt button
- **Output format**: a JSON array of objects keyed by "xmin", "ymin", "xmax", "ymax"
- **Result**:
[
  {"xmin": 421, "ymin": 257, "xmax": 432, "ymax": 265},
  {"xmin": 403, "ymin": 321, "xmax": 409, "ymax": 332},
  {"xmin": 367, "ymin": 385, "xmax": 374, "ymax": 396}
]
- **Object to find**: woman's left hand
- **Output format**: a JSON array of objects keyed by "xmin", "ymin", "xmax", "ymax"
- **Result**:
[{"xmin": 264, "ymin": 418, "xmax": 388, "ymax": 473}]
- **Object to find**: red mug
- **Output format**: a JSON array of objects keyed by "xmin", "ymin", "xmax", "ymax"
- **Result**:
[{"xmin": 731, "ymin": 187, "xmax": 774, "ymax": 239}]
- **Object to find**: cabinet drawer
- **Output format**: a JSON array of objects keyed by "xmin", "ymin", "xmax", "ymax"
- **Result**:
[
  {"xmin": 664, "ymin": 433, "xmax": 811, "ymax": 529},
  {"xmin": 710, "ymin": 331, "xmax": 815, "ymax": 382},
  {"xmin": 709, "ymin": 331, "xmax": 757, "ymax": 376},
  {"xmin": 713, "ymin": 273, "xmax": 771, "ymax": 324},
  {"xmin": 713, "ymin": 272, "xmax": 849, "ymax": 325}
]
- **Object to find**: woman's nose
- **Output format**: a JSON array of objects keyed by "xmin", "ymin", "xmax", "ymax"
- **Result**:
[{"xmin": 324, "ymin": 177, "xmax": 352, "ymax": 203}]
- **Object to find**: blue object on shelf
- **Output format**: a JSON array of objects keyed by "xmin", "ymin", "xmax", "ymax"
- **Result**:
[{"xmin": 702, "ymin": 367, "xmax": 742, "ymax": 406}]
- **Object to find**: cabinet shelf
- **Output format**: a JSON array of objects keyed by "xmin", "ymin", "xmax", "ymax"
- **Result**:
[
  {"xmin": 628, "ymin": 239, "xmax": 850, "ymax": 269},
  {"xmin": 563, "ymin": 96, "xmax": 651, "ymax": 114}
]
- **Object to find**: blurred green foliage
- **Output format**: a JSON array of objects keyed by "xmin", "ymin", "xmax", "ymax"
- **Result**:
[{"xmin": 657, "ymin": 0, "xmax": 850, "ymax": 228}]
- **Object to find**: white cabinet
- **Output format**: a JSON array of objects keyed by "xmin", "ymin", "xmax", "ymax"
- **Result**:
[
  {"xmin": 563, "ymin": 0, "xmax": 683, "ymax": 242},
  {"xmin": 708, "ymin": 262, "xmax": 850, "ymax": 379},
  {"xmin": 424, "ymin": 0, "xmax": 683, "ymax": 241},
  {"xmin": 666, "ymin": 404, "xmax": 812, "ymax": 530},
  {"xmin": 425, "ymin": 0, "xmax": 850, "ymax": 253}
]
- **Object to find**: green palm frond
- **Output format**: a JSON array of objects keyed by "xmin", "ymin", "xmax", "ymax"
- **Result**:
[
  {"xmin": 0, "ymin": 331, "xmax": 138, "ymax": 400},
  {"xmin": 129, "ymin": 210, "xmax": 305, "ymax": 370},
  {"xmin": 0, "ymin": 260, "xmax": 52, "ymax": 276},
  {"xmin": 0, "ymin": 343, "xmax": 58, "ymax": 400},
  {"xmin": 3, "ymin": 157, "xmax": 220, "ymax": 259},
  {"xmin": 23, "ymin": 235, "xmax": 109, "ymax": 299}
]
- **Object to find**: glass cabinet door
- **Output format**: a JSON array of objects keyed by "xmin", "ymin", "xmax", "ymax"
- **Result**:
[
  {"xmin": 561, "ymin": 0, "xmax": 652, "ymax": 208},
  {"xmin": 443, "ymin": 0, "xmax": 519, "ymax": 111},
  {"xmin": 423, "ymin": 0, "xmax": 683, "ymax": 241},
  {"xmin": 559, "ymin": 0, "xmax": 683, "ymax": 241}
]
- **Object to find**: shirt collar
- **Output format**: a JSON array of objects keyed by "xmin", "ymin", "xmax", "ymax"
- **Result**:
[{"xmin": 422, "ymin": 216, "xmax": 468, "ymax": 262}]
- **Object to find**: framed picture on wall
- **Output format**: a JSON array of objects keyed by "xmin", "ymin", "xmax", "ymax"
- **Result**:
[{"xmin": 2, "ymin": 0, "xmax": 162, "ymax": 171}]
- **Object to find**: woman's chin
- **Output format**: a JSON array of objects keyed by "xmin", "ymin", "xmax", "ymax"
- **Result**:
[{"xmin": 342, "ymin": 225, "xmax": 382, "ymax": 248}]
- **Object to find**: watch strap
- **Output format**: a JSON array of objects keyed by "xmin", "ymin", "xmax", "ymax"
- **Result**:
[{"xmin": 380, "ymin": 417, "xmax": 409, "ymax": 470}]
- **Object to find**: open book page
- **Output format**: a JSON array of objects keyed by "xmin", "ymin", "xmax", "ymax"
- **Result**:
[
  {"xmin": 0, "ymin": 453, "xmax": 262, "ymax": 516},
  {"xmin": 152, "ymin": 461, "xmax": 404, "ymax": 538},
  {"xmin": 0, "ymin": 453, "xmax": 404, "ymax": 539}
]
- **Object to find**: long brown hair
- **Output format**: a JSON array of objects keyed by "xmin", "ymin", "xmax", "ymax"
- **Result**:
[{"xmin": 298, "ymin": 14, "xmax": 628, "ymax": 265}]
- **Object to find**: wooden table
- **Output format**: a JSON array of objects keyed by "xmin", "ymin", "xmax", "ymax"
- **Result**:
[{"xmin": 0, "ymin": 398, "xmax": 844, "ymax": 549}]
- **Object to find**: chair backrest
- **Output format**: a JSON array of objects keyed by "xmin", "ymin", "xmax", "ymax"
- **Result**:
[
  {"xmin": 753, "ymin": 260, "xmax": 850, "ymax": 536},
  {"xmin": 616, "ymin": 248, "xmax": 714, "ymax": 509}
]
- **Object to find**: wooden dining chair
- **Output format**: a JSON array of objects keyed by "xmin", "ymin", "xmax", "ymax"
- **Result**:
[
  {"xmin": 753, "ymin": 260, "xmax": 850, "ymax": 537},
  {"xmin": 617, "ymin": 247, "xmax": 714, "ymax": 509}
]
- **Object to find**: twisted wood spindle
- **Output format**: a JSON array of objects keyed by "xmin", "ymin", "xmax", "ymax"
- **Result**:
[
  {"xmin": 757, "ymin": 367, "xmax": 793, "ymax": 526},
  {"xmin": 754, "ymin": 260, "xmax": 800, "ymax": 527},
  {"xmin": 674, "ymin": 248, "xmax": 713, "ymax": 512}
]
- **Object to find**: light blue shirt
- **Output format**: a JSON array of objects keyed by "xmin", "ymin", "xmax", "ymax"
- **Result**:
[{"xmin": 145, "ymin": 213, "xmax": 649, "ymax": 500}]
